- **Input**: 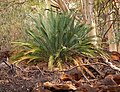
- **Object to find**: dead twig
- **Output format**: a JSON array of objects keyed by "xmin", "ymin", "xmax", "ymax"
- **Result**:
[{"xmin": 103, "ymin": 56, "xmax": 120, "ymax": 72}]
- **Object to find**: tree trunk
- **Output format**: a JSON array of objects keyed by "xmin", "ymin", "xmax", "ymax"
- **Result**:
[
  {"xmin": 84, "ymin": 0, "xmax": 97, "ymax": 46},
  {"xmin": 45, "ymin": 0, "xmax": 49, "ymax": 16},
  {"xmin": 107, "ymin": 10, "xmax": 117, "ymax": 51},
  {"xmin": 116, "ymin": 0, "xmax": 120, "ymax": 53}
]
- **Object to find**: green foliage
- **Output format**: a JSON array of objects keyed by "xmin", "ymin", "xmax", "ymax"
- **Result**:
[{"xmin": 12, "ymin": 12, "xmax": 102, "ymax": 69}]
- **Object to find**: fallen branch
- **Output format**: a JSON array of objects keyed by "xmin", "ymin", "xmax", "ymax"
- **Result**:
[{"xmin": 103, "ymin": 56, "xmax": 120, "ymax": 71}]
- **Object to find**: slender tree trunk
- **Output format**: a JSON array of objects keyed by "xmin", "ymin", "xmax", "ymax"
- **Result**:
[
  {"xmin": 115, "ymin": 0, "xmax": 120, "ymax": 53},
  {"xmin": 84, "ymin": 0, "xmax": 97, "ymax": 46},
  {"xmin": 83, "ymin": 0, "xmax": 87, "ymax": 23},
  {"xmin": 45, "ymin": 0, "xmax": 49, "ymax": 16},
  {"xmin": 80, "ymin": 0, "xmax": 83, "ymax": 10},
  {"xmin": 107, "ymin": 10, "xmax": 117, "ymax": 51}
]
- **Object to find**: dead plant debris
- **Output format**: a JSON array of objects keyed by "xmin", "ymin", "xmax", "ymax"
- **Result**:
[{"xmin": 0, "ymin": 51, "xmax": 120, "ymax": 92}]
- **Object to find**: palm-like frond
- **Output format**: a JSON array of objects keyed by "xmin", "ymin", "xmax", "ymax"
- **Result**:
[{"xmin": 12, "ymin": 12, "xmax": 102, "ymax": 69}]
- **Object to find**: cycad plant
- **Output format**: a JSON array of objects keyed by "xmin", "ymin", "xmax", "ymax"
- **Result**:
[{"xmin": 12, "ymin": 12, "xmax": 102, "ymax": 70}]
